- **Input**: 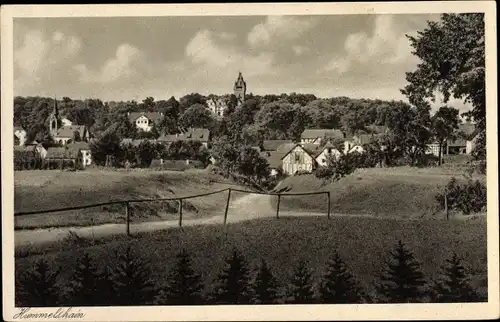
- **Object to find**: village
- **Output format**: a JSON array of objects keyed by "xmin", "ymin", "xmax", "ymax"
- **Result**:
[{"xmin": 13, "ymin": 71, "xmax": 480, "ymax": 177}]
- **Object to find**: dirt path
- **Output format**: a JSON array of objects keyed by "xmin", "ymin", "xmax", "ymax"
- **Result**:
[{"xmin": 15, "ymin": 192, "xmax": 461, "ymax": 248}]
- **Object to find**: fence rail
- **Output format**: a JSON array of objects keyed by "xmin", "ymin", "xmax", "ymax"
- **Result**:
[{"xmin": 14, "ymin": 187, "xmax": 332, "ymax": 236}]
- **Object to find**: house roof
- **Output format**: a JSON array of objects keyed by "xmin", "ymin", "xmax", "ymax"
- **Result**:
[
  {"xmin": 14, "ymin": 126, "xmax": 26, "ymax": 133},
  {"xmin": 66, "ymin": 142, "xmax": 91, "ymax": 151},
  {"xmin": 447, "ymin": 139, "xmax": 467, "ymax": 147},
  {"xmin": 260, "ymin": 151, "xmax": 283, "ymax": 169},
  {"xmin": 280, "ymin": 144, "xmax": 316, "ymax": 161},
  {"xmin": 366, "ymin": 125, "xmax": 389, "ymax": 134},
  {"xmin": 261, "ymin": 140, "xmax": 293, "ymax": 151},
  {"xmin": 14, "ymin": 146, "xmax": 36, "ymax": 153},
  {"xmin": 128, "ymin": 112, "xmax": 163, "ymax": 124},
  {"xmin": 54, "ymin": 125, "xmax": 88, "ymax": 139},
  {"xmin": 354, "ymin": 133, "xmax": 383, "ymax": 146},
  {"xmin": 447, "ymin": 123, "xmax": 478, "ymax": 147},
  {"xmin": 158, "ymin": 128, "xmax": 210, "ymax": 143},
  {"xmin": 46, "ymin": 147, "xmax": 80, "ymax": 159},
  {"xmin": 120, "ymin": 138, "xmax": 157, "ymax": 147},
  {"xmin": 301, "ymin": 129, "xmax": 344, "ymax": 140}
]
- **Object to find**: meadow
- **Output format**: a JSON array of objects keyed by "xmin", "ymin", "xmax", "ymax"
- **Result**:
[
  {"xmin": 274, "ymin": 166, "xmax": 486, "ymax": 218},
  {"xmin": 15, "ymin": 215, "xmax": 488, "ymax": 301},
  {"xmin": 14, "ymin": 168, "xmax": 242, "ymax": 230}
]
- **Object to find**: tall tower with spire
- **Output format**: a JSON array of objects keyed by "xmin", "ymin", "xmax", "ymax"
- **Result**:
[
  {"xmin": 233, "ymin": 72, "xmax": 246, "ymax": 105},
  {"xmin": 48, "ymin": 96, "xmax": 61, "ymax": 137}
]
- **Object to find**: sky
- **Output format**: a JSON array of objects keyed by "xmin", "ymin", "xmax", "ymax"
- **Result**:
[{"xmin": 13, "ymin": 14, "xmax": 470, "ymax": 111}]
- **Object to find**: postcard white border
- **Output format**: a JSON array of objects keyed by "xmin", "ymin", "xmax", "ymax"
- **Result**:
[{"xmin": 2, "ymin": 2, "xmax": 498, "ymax": 321}]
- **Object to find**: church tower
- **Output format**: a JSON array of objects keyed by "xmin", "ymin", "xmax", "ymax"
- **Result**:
[
  {"xmin": 233, "ymin": 72, "xmax": 246, "ymax": 105},
  {"xmin": 48, "ymin": 96, "xmax": 61, "ymax": 137}
]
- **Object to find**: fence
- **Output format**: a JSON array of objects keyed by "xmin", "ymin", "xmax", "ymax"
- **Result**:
[{"xmin": 14, "ymin": 188, "xmax": 331, "ymax": 237}]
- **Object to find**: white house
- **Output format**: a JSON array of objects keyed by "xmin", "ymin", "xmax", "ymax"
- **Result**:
[
  {"xmin": 14, "ymin": 126, "xmax": 27, "ymax": 146},
  {"xmin": 344, "ymin": 134, "xmax": 383, "ymax": 154},
  {"xmin": 128, "ymin": 112, "xmax": 163, "ymax": 132},
  {"xmin": 207, "ymin": 97, "xmax": 228, "ymax": 118},
  {"xmin": 53, "ymin": 125, "xmax": 91, "ymax": 145},
  {"xmin": 315, "ymin": 142, "xmax": 342, "ymax": 167},
  {"xmin": 281, "ymin": 144, "xmax": 316, "ymax": 175}
]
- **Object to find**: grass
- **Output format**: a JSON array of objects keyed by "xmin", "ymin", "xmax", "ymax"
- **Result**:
[
  {"xmin": 274, "ymin": 166, "xmax": 487, "ymax": 218},
  {"xmin": 14, "ymin": 168, "xmax": 245, "ymax": 230},
  {"xmin": 15, "ymin": 215, "xmax": 488, "ymax": 300}
]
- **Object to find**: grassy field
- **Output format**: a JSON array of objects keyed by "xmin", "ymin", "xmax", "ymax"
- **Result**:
[
  {"xmin": 14, "ymin": 168, "xmax": 244, "ymax": 230},
  {"xmin": 274, "ymin": 166, "xmax": 486, "ymax": 218},
  {"xmin": 15, "ymin": 215, "xmax": 488, "ymax": 302}
]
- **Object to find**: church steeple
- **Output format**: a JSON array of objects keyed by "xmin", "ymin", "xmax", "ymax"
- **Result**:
[
  {"xmin": 49, "ymin": 96, "xmax": 60, "ymax": 137},
  {"xmin": 233, "ymin": 72, "xmax": 246, "ymax": 105}
]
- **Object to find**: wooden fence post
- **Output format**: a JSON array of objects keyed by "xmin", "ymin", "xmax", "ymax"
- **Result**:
[
  {"xmin": 276, "ymin": 194, "xmax": 281, "ymax": 219},
  {"xmin": 223, "ymin": 189, "xmax": 231, "ymax": 226},
  {"xmin": 444, "ymin": 190, "xmax": 449, "ymax": 221},
  {"xmin": 178, "ymin": 199, "xmax": 183, "ymax": 227},
  {"xmin": 125, "ymin": 202, "xmax": 130, "ymax": 236},
  {"xmin": 327, "ymin": 192, "xmax": 331, "ymax": 219}
]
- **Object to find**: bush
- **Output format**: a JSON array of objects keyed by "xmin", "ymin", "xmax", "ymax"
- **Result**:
[
  {"xmin": 16, "ymin": 259, "xmax": 61, "ymax": 306},
  {"xmin": 435, "ymin": 178, "xmax": 487, "ymax": 215}
]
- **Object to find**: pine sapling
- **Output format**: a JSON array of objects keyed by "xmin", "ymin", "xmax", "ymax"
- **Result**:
[
  {"xmin": 209, "ymin": 248, "xmax": 252, "ymax": 304},
  {"xmin": 377, "ymin": 240, "xmax": 427, "ymax": 303},
  {"xmin": 16, "ymin": 259, "xmax": 60, "ymax": 307},
  {"xmin": 287, "ymin": 260, "xmax": 316, "ymax": 304},
  {"xmin": 432, "ymin": 252, "xmax": 481, "ymax": 302},
  {"xmin": 156, "ymin": 249, "xmax": 204, "ymax": 305},
  {"xmin": 251, "ymin": 259, "xmax": 281, "ymax": 304},
  {"xmin": 319, "ymin": 251, "xmax": 365, "ymax": 304},
  {"xmin": 108, "ymin": 244, "xmax": 156, "ymax": 305}
]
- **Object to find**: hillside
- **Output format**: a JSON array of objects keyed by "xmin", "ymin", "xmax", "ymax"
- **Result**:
[
  {"xmin": 14, "ymin": 169, "xmax": 245, "ymax": 229},
  {"xmin": 273, "ymin": 166, "xmax": 486, "ymax": 218}
]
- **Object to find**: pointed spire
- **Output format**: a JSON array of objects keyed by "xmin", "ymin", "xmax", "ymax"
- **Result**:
[{"xmin": 53, "ymin": 95, "xmax": 59, "ymax": 117}]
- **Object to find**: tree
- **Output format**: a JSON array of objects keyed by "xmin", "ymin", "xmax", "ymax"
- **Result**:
[
  {"xmin": 89, "ymin": 131, "xmax": 123, "ymax": 166},
  {"xmin": 156, "ymin": 249, "xmax": 204, "ymax": 305},
  {"xmin": 377, "ymin": 240, "xmax": 427, "ymax": 303},
  {"xmin": 141, "ymin": 97, "xmax": 155, "ymax": 111},
  {"xmin": 108, "ymin": 244, "xmax": 156, "ymax": 305},
  {"xmin": 209, "ymin": 249, "xmax": 253, "ymax": 304},
  {"xmin": 251, "ymin": 259, "xmax": 280, "ymax": 304},
  {"xmin": 16, "ymin": 259, "xmax": 60, "ymax": 307},
  {"xmin": 287, "ymin": 260, "xmax": 316, "ymax": 304},
  {"xmin": 179, "ymin": 93, "xmax": 206, "ymax": 112},
  {"xmin": 63, "ymin": 252, "xmax": 115, "ymax": 306},
  {"xmin": 179, "ymin": 104, "xmax": 214, "ymax": 129},
  {"xmin": 319, "ymin": 251, "xmax": 365, "ymax": 304},
  {"xmin": 431, "ymin": 253, "xmax": 481, "ymax": 302},
  {"xmin": 402, "ymin": 13, "xmax": 485, "ymax": 159},
  {"xmin": 235, "ymin": 146, "xmax": 271, "ymax": 187},
  {"xmin": 432, "ymin": 106, "xmax": 460, "ymax": 165}
]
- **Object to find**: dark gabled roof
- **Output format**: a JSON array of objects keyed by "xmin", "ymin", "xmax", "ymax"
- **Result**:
[
  {"xmin": 366, "ymin": 125, "xmax": 389, "ymax": 134},
  {"xmin": 260, "ymin": 151, "xmax": 283, "ymax": 169},
  {"xmin": 300, "ymin": 129, "xmax": 344, "ymax": 140},
  {"xmin": 46, "ymin": 147, "xmax": 80, "ymax": 159},
  {"xmin": 158, "ymin": 128, "xmax": 210, "ymax": 143},
  {"xmin": 280, "ymin": 144, "xmax": 315, "ymax": 161},
  {"xmin": 54, "ymin": 125, "xmax": 88, "ymax": 139},
  {"xmin": 353, "ymin": 133, "xmax": 384, "ymax": 146},
  {"xmin": 66, "ymin": 142, "xmax": 90, "ymax": 151},
  {"xmin": 262, "ymin": 140, "xmax": 293, "ymax": 151},
  {"xmin": 128, "ymin": 112, "xmax": 163, "ymax": 124},
  {"xmin": 14, "ymin": 126, "xmax": 26, "ymax": 132}
]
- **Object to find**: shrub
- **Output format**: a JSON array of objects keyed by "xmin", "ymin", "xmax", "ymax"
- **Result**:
[
  {"xmin": 251, "ymin": 259, "xmax": 281, "ymax": 304},
  {"xmin": 435, "ymin": 178, "xmax": 487, "ymax": 215}
]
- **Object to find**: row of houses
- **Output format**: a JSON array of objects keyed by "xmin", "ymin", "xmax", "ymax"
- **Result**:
[{"xmin": 14, "ymin": 141, "xmax": 93, "ymax": 169}]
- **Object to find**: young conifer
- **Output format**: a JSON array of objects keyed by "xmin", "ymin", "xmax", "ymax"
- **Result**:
[
  {"xmin": 16, "ymin": 259, "xmax": 60, "ymax": 307},
  {"xmin": 287, "ymin": 260, "xmax": 316, "ymax": 304},
  {"xmin": 319, "ymin": 251, "xmax": 365, "ymax": 304},
  {"xmin": 209, "ymin": 248, "xmax": 252, "ymax": 304},
  {"xmin": 432, "ymin": 252, "xmax": 481, "ymax": 302},
  {"xmin": 376, "ymin": 240, "xmax": 427, "ymax": 303},
  {"xmin": 156, "ymin": 249, "xmax": 204, "ymax": 305},
  {"xmin": 251, "ymin": 259, "xmax": 281, "ymax": 304}
]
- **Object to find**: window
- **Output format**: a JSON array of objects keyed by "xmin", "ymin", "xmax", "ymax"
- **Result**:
[
  {"xmin": 327, "ymin": 148, "xmax": 332, "ymax": 154},
  {"xmin": 295, "ymin": 153, "xmax": 300, "ymax": 162}
]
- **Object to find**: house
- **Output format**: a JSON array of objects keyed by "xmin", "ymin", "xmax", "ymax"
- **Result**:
[
  {"xmin": 365, "ymin": 125, "xmax": 389, "ymax": 134},
  {"xmin": 53, "ymin": 125, "xmax": 91, "ymax": 145},
  {"xmin": 281, "ymin": 144, "xmax": 316, "ymax": 176},
  {"xmin": 207, "ymin": 97, "xmax": 228, "ymax": 118},
  {"xmin": 14, "ymin": 126, "xmax": 27, "ymax": 146},
  {"xmin": 128, "ymin": 112, "xmax": 163, "ymax": 132},
  {"xmin": 24, "ymin": 141, "xmax": 48, "ymax": 159},
  {"xmin": 14, "ymin": 144, "xmax": 45, "ymax": 169},
  {"xmin": 300, "ymin": 129, "xmax": 344, "ymax": 145},
  {"xmin": 446, "ymin": 123, "xmax": 479, "ymax": 155},
  {"xmin": 66, "ymin": 142, "xmax": 92, "ymax": 167},
  {"xmin": 259, "ymin": 142, "xmax": 295, "ymax": 176},
  {"xmin": 158, "ymin": 128, "xmax": 210, "ymax": 148},
  {"xmin": 45, "ymin": 146, "xmax": 82, "ymax": 168},
  {"xmin": 344, "ymin": 134, "xmax": 383, "ymax": 154},
  {"xmin": 314, "ymin": 142, "xmax": 342, "ymax": 167}
]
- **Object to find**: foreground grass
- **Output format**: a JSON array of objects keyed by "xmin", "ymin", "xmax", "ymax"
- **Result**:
[
  {"xmin": 274, "ymin": 167, "xmax": 486, "ymax": 218},
  {"xmin": 16, "ymin": 215, "xmax": 488, "ymax": 300},
  {"xmin": 14, "ymin": 169, "xmax": 243, "ymax": 230}
]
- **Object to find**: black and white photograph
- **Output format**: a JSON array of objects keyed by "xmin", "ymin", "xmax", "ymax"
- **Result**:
[{"xmin": 1, "ymin": 2, "xmax": 498, "ymax": 321}]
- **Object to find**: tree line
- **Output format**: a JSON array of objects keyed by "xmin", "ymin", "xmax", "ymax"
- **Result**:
[{"xmin": 16, "ymin": 240, "xmax": 484, "ymax": 307}]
